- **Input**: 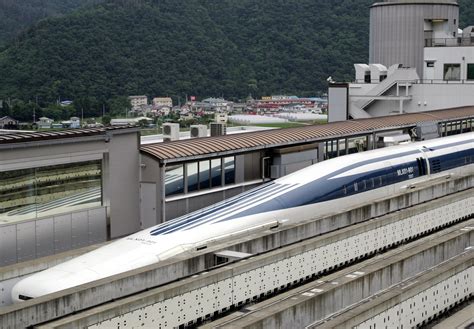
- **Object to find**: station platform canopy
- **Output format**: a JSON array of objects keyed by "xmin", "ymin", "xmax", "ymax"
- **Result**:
[{"xmin": 141, "ymin": 107, "xmax": 474, "ymax": 164}]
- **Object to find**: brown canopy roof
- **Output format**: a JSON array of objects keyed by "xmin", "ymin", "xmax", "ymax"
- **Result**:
[
  {"xmin": 141, "ymin": 107, "xmax": 474, "ymax": 163},
  {"xmin": 0, "ymin": 126, "xmax": 137, "ymax": 144}
]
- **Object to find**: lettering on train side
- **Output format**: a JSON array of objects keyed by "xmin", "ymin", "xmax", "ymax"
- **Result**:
[{"xmin": 397, "ymin": 166, "xmax": 414, "ymax": 177}]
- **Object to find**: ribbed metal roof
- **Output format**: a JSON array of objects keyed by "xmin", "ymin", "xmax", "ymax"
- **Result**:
[
  {"xmin": 0, "ymin": 126, "xmax": 137, "ymax": 144},
  {"xmin": 141, "ymin": 107, "xmax": 474, "ymax": 163}
]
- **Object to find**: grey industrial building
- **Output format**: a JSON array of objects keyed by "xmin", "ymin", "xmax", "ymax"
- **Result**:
[
  {"xmin": 370, "ymin": 0, "xmax": 459, "ymax": 78},
  {"xmin": 0, "ymin": 127, "xmax": 140, "ymax": 266},
  {"xmin": 329, "ymin": 0, "xmax": 474, "ymax": 121}
]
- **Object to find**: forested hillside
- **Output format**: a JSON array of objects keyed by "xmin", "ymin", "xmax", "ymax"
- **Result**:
[
  {"xmin": 0, "ymin": 0, "xmax": 102, "ymax": 49},
  {"xmin": 0, "ymin": 0, "xmax": 473, "ymax": 110}
]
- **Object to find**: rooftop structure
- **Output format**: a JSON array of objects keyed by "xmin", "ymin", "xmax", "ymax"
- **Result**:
[
  {"xmin": 0, "ymin": 126, "xmax": 140, "ymax": 266},
  {"xmin": 139, "ymin": 106, "xmax": 473, "ymax": 227},
  {"xmin": 329, "ymin": 1, "xmax": 474, "ymax": 120},
  {"xmin": 141, "ymin": 106, "xmax": 474, "ymax": 163},
  {"xmin": 370, "ymin": 0, "xmax": 459, "ymax": 78}
]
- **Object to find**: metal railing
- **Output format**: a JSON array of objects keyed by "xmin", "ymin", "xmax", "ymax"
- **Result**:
[
  {"xmin": 353, "ymin": 79, "xmax": 474, "ymax": 85},
  {"xmin": 425, "ymin": 37, "xmax": 474, "ymax": 47}
]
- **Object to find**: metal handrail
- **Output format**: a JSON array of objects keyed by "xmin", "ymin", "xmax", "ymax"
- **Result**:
[
  {"xmin": 353, "ymin": 79, "xmax": 474, "ymax": 85},
  {"xmin": 425, "ymin": 37, "xmax": 474, "ymax": 47}
]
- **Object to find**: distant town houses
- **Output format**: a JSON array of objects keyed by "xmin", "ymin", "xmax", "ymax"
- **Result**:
[
  {"xmin": 214, "ymin": 113, "xmax": 228, "ymax": 124},
  {"xmin": 251, "ymin": 95, "xmax": 327, "ymax": 113},
  {"xmin": 189, "ymin": 97, "xmax": 234, "ymax": 113},
  {"xmin": 111, "ymin": 117, "xmax": 153, "ymax": 127},
  {"xmin": 35, "ymin": 116, "xmax": 83, "ymax": 129},
  {"xmin": 128, "ymin": 95, "xmax": 148, "ymax": 110},
  {"xmin": 61, "ymin": 117, "xmax": 81, "ymax": 128},
  {"xmin": 152, "ymin": 97, "xmax": 173, "ymax": 108},
  {"xmin": 0, "ymin": 116, "xmax": 19, "ymax": 129},
  {"xmin": 122, "ymin": 94, "xmax": 327, "ymax": 127},
  {"xmin": 36, "ymin": 117, "xmax": 54, "ymax": 129}
]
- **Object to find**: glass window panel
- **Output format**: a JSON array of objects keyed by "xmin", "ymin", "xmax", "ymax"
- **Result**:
[
  {"xmin": 187, "ymin": 162, "xmax": 198, "ymax": 193},
  {"xmin": 0, "ymin": 160, "xmax": 102, "ymax": 224},
  {"xmin": 165, "ymin": 164, "xmax": 184, "ymax": 196},
  {"xmin": 467, "ymin": 64, "xmax": 474, "ymax": 80},
  {"xmin": 199, "ymin": 160, "xmax": 210, "ymax": 190},
  {"xmin": 224, "ymin": 157, "xmax": 235, "ymax": 185},
  {"xmin": 35, "ymin": 161, "xmax": 102, "ymax": 217},
  {"xmin": 210, "ymin": 159, "xmax": 222, "ymax": 187},
  {"xmin": 0, "ymin": 168, "xmax": 36, "ymax": 223},
  {"xmin": 443, "ymin": 64, "xmax": 460, "ymax": 80}
]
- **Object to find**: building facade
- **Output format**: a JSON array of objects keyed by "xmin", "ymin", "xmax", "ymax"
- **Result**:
[
  {"xmin": 129, "ymin": 95, "xmax": 148, "ymax": 109},
  {"xmin": 139, "ymin": 107, "xmax": 474, "ymax": 227},
  {"xmin": 0, "ymin": 116, "xmax": 19, "ymax": 129},
  {"xmin": 329, "ymin": 0, "xmax": 474, "ymax": 121},
  {"xmin": 0, "ymin": 127, "xmax": 140, "ymax": 266},
  {"xmin": 370, "ymin": 0, "xmax": 459, "ymax": 78},
  {"xmin": 153, "ymin": 97, "xmax": 173, "ymax": 108}
]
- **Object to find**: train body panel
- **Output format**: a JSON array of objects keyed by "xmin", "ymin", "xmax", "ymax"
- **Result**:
[{"xmin": 11, "ymin": 133, "xmax": 474, "ymax": 302}]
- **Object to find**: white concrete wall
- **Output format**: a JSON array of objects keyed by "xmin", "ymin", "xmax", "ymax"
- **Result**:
[
  {"xmin": 107, "ymin": 133, "xmax": 141, "ymax": 238},
  {"xmin": 364, "ymin": 83, "xmax": 474, "ymax": 117},
  {"xmin": 424, "ymin": 46, "xmax": 474, "ymax": 81}
]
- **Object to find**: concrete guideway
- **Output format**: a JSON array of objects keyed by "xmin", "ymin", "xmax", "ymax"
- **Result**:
[
  {"xmin": 313, "ymin": 255, "xmax": 473, "ymax": 329},
  {"xmin": 27, "ymin": 192, "xmax": 474, "ymax": 329},
  {"xmin": 0, "ymin": 178, "xmax": 472, "ymax": 328},
  {"xmin": 203, "ymin": 221, "xmax": 474, "ymax": 329},
  {"xmin": 1, "ymin": 174, "xmax": 471, "ymax": 307},
  {"xmin": 432, "ymin": 302, "xmax": 474, "ymax": 329}
]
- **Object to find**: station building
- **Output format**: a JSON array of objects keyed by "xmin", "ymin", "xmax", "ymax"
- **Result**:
[
  {"xmin": 328, "ymin": 0, "xmax": 474, "ymax": 121},
  {"xmin": 0, "ymin": 127, "xmax": 140, "ymax": 266},
  {"xmin": 0, "ymin": 107, "xmax": 473, "ymax": 267},
  {"xmin": 139, "ymin": 107, "xmax": 474, "ymax": 226}
]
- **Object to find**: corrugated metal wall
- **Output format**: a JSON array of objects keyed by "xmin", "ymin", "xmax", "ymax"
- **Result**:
[
  {"xmin": 0, "ymin": 207, "xmax": 107, "ymax": 266},
  {"xmin": 370, "ymin": 1, "xmax": 459, "ymax": 77}
]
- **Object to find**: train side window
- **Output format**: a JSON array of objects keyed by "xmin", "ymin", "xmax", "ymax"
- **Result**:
[
  {"xmin": 343, "ymin": 185, "xmax": 347, "ymax": 195},
  {"xmin": 354, "ymin": 182, "xmax": 358, "ymax": 192},
  {"xmin": 377, "ymin": 176, "xmax": 383, "ymax": 187},
  {"xmin": 366, "ymin": 178, "xmax": 375, "ymax": 189}
]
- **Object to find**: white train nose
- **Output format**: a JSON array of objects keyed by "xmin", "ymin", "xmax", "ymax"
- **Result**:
[
  {"xmin": 11, "ymin": 267, "xmax": 100, "ymax": 303},
  {"xmin": 11, "ymin": 278, "xmax": 35, "ymax": 303}
]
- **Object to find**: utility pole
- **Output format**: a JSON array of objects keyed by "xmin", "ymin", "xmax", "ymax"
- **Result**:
[{"xmin": 33, "ymin": 96, "xmax": 38, "ymax": 126}]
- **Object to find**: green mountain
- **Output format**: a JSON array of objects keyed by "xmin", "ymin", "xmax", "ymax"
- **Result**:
[
  {"xmin": 0, "ymin": 0, "xmax": 473, "ymax": 108},
  {"xmin": 0, "ymin": 0, "xmax": 102, "ymax": 50}
]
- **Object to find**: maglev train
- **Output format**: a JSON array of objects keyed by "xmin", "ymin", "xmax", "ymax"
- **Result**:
[{"xmin": 12, "ymin": 132, "xmax": 474, "ymax": 302}]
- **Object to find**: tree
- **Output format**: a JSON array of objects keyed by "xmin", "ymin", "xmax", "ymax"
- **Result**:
[
  {"xmin": 138, "ymin": 118, "xmax": 150, "ymax": 128},
  {"xmin": 0, "ymin": 0, "xmax": 474, "ymax": 102},
  {"xmin": 107, "ymin": 96, "xmax": 131, "ymax": 117},
  {"xmin": 42, "ymin": 104, "xmax": 63, "ymax": 121},
  {"xmin": 102, "ymin": 114, "xmax": 111, "ymax": 126},
  {"xmin": 10, "ymin": 100, "xmax": 41, "ymax": 122}
]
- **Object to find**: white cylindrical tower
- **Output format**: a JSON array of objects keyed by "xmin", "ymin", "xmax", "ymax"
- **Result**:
[{"xmin": 370, "ymin": 0, "xmax": 459, "ymax": 78}]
